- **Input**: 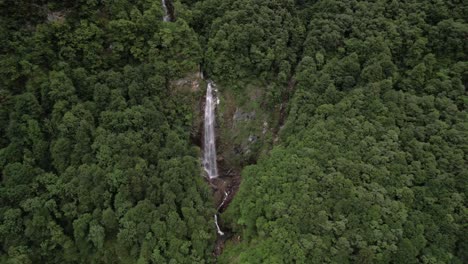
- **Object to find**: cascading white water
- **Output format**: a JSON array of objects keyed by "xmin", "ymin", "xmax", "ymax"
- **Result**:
[
  {"xmin": 217, "ymin": 191, "xmax": 229, "ymax": 211},
  {"xmin": 200, "ymin": 80, "xmax": 225, "ymax": 236},
  {"xmin": 203, "ymin": 81, "xmax": 219, "ymax": 179},
  {"xmin": 215, "ymin": 191, "xmax": 229, "ymax": 236},
  {"xmin": 214, "ymin": 215, "xmax": 224, "ymax": 236},
  {"xmin": 161, "ymin": 0, "xmax": 170, "ymax": 22}
]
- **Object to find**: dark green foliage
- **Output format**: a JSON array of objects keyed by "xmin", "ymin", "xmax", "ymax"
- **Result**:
[
  {"xmin": 221, "ymin": 0, "xmax": 466, "ymax": 263},
  {"xmin": 1, "ymin": 1, "xmax": 213, "ymax": 263},
  {"xmin": 1, "ymin": 0, "xmax": 467, "ymax": 263},
  {"xmin": 204, "ymin": 0, "xmax": 303, "ymax": 81}
]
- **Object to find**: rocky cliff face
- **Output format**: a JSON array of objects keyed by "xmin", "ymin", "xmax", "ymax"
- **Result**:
[
  {"xmin": 174, "ymin": 74, "xmax": 276, "ymax": 174},
  {"xmin": 171, "ymin": 71, "xmax": 289, "ymax": 256},
  {"xmin": 215, "ymin": 82, "xmax": 280, "ymax": 171}
]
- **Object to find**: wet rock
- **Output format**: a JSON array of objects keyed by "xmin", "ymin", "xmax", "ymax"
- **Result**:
[
  {"xmin": 233, "ymin": 108, "xmax": 256, "ymax": 122},
  {"xmin": 248, "ymin": 135, "xmax": 258, "ymax": 143},
  {"xmin": 262, "ymin": 121, "xmax": 268, "ymax": 134},
  {"xmin": 47, "ymin": 10, "xmax": 67, "ymax": 23},
  {"xmin": 233, "ymin": 145, "xmax": 242, "ymax": 155},
  {"xmin": 170, "ymin": 72, "xmax": 202, "ymax": 92}
]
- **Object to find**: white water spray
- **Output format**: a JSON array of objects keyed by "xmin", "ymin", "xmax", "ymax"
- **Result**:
[
  {"xmin": 217, "ymin": 191, "xmax": 229, "ymax": 211},
  {"xmin": 203, "ymin": 81, "xmax": 219, "ymax": 179},
  {"xmin": 214, "ymin": 191, "xmax": 229, "ymax": 236},
  {"xmin": 161, "ymin": 0, "xmax": 170, "ymax": 22},
  {"xmin": 214, "ymin": 215, "xmax": 224, "ymax": 236},
  {"xmin": 201, "ymin": 79, "xmax": 224, "ymax": 236}
]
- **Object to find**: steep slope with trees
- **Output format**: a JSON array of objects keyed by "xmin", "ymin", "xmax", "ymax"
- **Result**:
[
  {"xmin": 0, "ymin": 0, "xmax": 466, "ymax": 263},
  {"xmin": 0, "ymin": 1, "xmax": 214, "ymax": 263},
  {"xmin": 220, "ymin": 0, "xmax": 467, "ymax": 263}
]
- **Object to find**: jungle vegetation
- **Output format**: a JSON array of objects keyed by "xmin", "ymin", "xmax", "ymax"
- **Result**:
[{"xmin": 1, "ymin": 0, "xmax": 466, "ymax": 263}]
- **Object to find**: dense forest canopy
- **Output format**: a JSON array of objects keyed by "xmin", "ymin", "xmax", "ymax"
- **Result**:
[
  {"xmin": 220, "ymin": 0, "xmax": 467, "ymax": 263},
  {"xmin": 1, "ymin": 1, "xmax": 213, "ymax": 263},
  {"xmin": 1, "ymin": 0, "xmax": 467, "ymax": 263}
]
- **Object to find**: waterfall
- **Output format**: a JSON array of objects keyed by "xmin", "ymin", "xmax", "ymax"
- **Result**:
[
  {"xmin": 217, "ymin": 191, "xmax": 229, "ymax": 210},
  {"xmin": 214, "ymin": 215, "xmax": 224, "ymax": 236},
  {"xmin": 161, "ymin": 0, "xmax": 175, "ymax": 22},
  {"xmin": 203, "ymin": 81, "xmax": 219, "ymax": 179},
  {"xmin": 201, "ymin": 80, "xmax": 225, "ymax": 236},
  {"xmin": 161, "ymin": 0, "xmax": 170, "ymax": 22}
]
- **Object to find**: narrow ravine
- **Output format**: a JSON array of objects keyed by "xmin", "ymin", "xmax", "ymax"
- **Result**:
[
  {"xmin": 201, "ymin": 79, "xmax": 241, "ymax": 257},
  {"xmin": 162, "ymin": 0, "xmax": 239, "ymax": 255}
]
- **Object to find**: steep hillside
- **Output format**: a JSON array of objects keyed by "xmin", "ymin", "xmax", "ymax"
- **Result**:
[
  {"xmin": 0, "ymin": 0, "xmax": 466, "ymax": 263},
  {"xmin": 218, "ymin": 0, "xmax": 467, "ymax": 263}
]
